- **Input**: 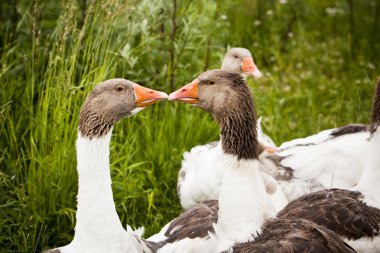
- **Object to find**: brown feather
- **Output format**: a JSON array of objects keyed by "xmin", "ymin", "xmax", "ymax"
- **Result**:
[
  {"xmin": 330, "ymin": 124, "xmax": 369, "ymax": 138},
  {"xmin": 370, "ymin": 75, "xmax": 380, "ymax": 134},
  {"xmin": 231, "ymin": 218, "xmax": 356, "ymax": 253},
  {"xmin": 211, "ymin": 71, "xmax": 260, "ymax": 160},
  {"xmin": 164, "ymin": 200, "xmax": 219, "ymax": 243},
  {"xmin": 277, "ymin": 189, "xmax": 380, "ymax": 240}
]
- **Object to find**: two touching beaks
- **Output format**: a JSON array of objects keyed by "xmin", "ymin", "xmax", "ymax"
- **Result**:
[
  {"xmin": 134, "ymin": 61, "xmax": 262, "ymax": 107},
  {"xmin": 133, "ymin": 78, "xmax": 199, "ymax": 108}
]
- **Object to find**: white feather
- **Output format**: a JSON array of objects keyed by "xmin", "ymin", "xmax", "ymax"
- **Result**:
[
  {"xmin": 178, "ymin": 142, "xmax": 224, "ymax": 210},
  {"xmin": 279, "ymin": 128, "xmax": 337, "ymax": 149},
  {"xmin": 345, "ymin": 236, "xmax": 380, "ymax": 253},
  {"xmin": 55, "ymin": 131, "xmax": 152, "ymax": 253},
  {"xmin": 177, "ymin": 118, "xmax": 279, "ymax": 211},
  {"xmin": 177, "ymin": 141, "xmax": 287, "ymax": 212},
  {"xmin": 214, "ymin": 156, "xmax": 275, "ymax": 252},
  {"xmin": 147, "ymin": 221, "xmax": 172, "ymax": 242},
  {"xmin": 356, "ymin": 129, "xmax": 380, "ymax": 209},
  {"xmin": 278, "ymin": 131, "xmax": 369, "ymax": 196},
  {"xmin": 157, "ymin": 237, "xmax": 216, "ymax": 253}
]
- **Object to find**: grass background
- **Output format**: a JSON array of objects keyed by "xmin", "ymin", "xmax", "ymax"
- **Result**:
[{"xmin": 1, "ymin": 0, "xmax": 379, "ymax": 252}]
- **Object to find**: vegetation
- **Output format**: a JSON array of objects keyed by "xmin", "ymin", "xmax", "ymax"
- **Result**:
[{"xmin": 1, "ymin": 0, "xmax": 379, "ymax": 251}]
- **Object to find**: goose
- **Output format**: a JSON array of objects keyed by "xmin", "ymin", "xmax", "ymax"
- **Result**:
[
  {"xmin": 177, "ymin": 47, "xmax": 279, "ymax": 211},
  {"xmin": 162, "ymin": 69, "xmax": 354, "ymax": 253},
  {"xmin": 275, "ymin": 76, "xmax": 380, "ymax": 252},
  {"xmin": 261, "ymin": 78, "xmax": 377, "ymax": 201},
  {"xmin": 44, "ymin": 79, "xmax": 167, "ymax": 253}
]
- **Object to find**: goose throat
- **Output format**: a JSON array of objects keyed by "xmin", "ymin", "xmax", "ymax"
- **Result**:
[{"xmin": 217, "ymin": 97, "xmax": 259, "ymax": 160}]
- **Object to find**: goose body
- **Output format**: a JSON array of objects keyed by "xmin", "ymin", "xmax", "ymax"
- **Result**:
[
  {"xmin": 265, "ymin": 125, "xmax": 370, "ymax": 200},
  {"xmin": 45, "ymin": 79, "xmax": 167, "ymax": 253},
  {"xmin": 262, "ymin": 78, "xmax": 379, "ymax": 201},
  {"xmin": 177, "ymin": 48, "xmax": 281, "ymax": 211},
  {"xmin": 276, "ymin": 78, "xmax": 380, "ymax": 252},
  {"xmin": 163, "ymin": 70, "xmax": 354, "ymax": 253}
]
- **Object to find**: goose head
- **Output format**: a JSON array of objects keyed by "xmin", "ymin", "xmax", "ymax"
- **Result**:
[
  {"xmin": 169, "ymin": 69, "xmax": 259, "ymax": 159},
  {"xmin": 78, "ymin": 78, "xmax": 167, "ymax": 139},
  {"xmin": 221, "ymin": 47, "xmax": 262, "ymax": 78},
  {"xmin": 168, "ymin": 69, "xmax": 253, "ymax": 115}
]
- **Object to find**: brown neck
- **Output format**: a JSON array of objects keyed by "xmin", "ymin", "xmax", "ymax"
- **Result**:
[
  {"xmin": 215, "ymin": 85, "xmax": 259, "ymax": 160},
  {"xmin": 78, "ymin": 110, "xmax": 116, "ymax": 139},
  {"xmin": 370, "ymin": 76, "xmax": 380, "ymax": 134}
]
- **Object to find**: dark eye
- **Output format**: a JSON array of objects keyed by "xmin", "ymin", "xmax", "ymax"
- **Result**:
[
  {"xmin": 234, "ymin": 55, "xmax": 238, "ymax": 59},
  {"xmin": 207, "ymin": 80, "xmax": 215, "ymax": 85},
  {"xmin": 116, "ymin": 86, "xmax": 124, "ymax": 92}
]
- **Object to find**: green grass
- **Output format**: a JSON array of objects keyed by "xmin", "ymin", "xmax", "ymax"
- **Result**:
[{"xmin": 0, "ymin": 0, "xmax": 379, "ymax": 252}]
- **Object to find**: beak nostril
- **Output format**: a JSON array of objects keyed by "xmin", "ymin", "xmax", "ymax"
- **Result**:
[
  {"xmin": 182, "ymin": 89, "xmax": 188, "ymax": 93},
  {"xmin": 148, "ymin": 91, "xmax": 154, "ymax": 94}
]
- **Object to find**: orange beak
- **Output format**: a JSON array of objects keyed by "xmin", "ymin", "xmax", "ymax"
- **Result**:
[
  {"xmin": 168, "ymin": 79, "xmax": 199, "ymax": 104},
  {"xmin": 133, "ymin": 84, "xmax": 168, "ymax": 107},
  {"xmin": 241, "ymin": 57, "xmax": 262, "ymax": 78}
]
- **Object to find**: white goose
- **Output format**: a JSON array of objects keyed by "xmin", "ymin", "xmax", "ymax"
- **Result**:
[
  {"xmin": 262, "ymin": 82, "xmax": 376, "ymax": 200},
  {"xmin": 160, "ymin": 70, "xmax": 354, "ymax": 253},
  {"xmin": 177, "ymin": 47, "xmax": 279, "ymax": 211},
  {"xmin": 44, "ymin": 79, "xmax": 167, "ymax": 253}
]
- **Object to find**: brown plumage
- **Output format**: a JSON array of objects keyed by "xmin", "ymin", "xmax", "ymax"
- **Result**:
[
  {"xmin": 141, "ymin": 237, "xmax": 165, "ymax": 252},
  {"xmin": 231, "ymin": 218, "xmax": 356, "ymax": 253},
  {"xmin": 330, "ymin": 124, "xmax": 369, "ymax": 138},
  {"xmin": 78, "ymin": 79, "xmax": 136, "ymax": 139},
  {"xmin": 164, "ymin": 200, "xmax": 218, "ymax": 243},
  {"xmin": 370, "ymin": 76, "xmax": 380, "ymax": 134},
  {"xmin": 277, "ymin": 189, "xmax": 380, "ymax": 240},
  {"xmin": 198, "ymin": 70, "xmax": 260, "ymax": 160},
  {"xmin": 265, "ymin": 154, "xmax": 294, "ymax": 181}
]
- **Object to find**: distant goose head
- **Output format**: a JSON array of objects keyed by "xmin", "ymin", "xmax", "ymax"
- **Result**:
[
  {"xmin": 78, "ymin": 78, "xmax": 167, "ymax": 139},
  {"xmin": 169, "ymin": 69, "xmax": 259, "ymax": 160},
  {"xmin": 221, "ymin": 47, "xmax": 262, "ymax": 78}
]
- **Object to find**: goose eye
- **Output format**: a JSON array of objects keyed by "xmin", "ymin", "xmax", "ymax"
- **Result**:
[
  {"xmin": 234, "ymin": 55, "xmax": 238, "ymax": 59},
  {"xmin": 207, "ymin": 80, "xmax": 215, "ymax": 85},
  {"xmin": 116, "ymin": 86, "xmax": 124, "ymax": 92}
]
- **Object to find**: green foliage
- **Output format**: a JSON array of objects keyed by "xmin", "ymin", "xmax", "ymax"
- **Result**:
[{"xmin": 0, "ymin": 0, "xmax": 379, "ymax": 252}]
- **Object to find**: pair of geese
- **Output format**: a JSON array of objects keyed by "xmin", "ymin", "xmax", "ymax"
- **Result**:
[{"xmin": 46, "ymin": 48, "xmax": 380, "ymax": 253}]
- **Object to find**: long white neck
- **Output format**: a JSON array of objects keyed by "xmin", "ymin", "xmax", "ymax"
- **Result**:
[
  {"xmin": 58, "ymin": 129, "xmax": 153, "ymax": 253},
  {"xmin": 356, "ymin": 128, "xmax": 380, "ymax": 209},
  {"xmin": 70, "ymin": 130, "xmax": 127, "ymax": 247},
  {"xmin": 75, "ymin": 130, "xmax": 124, "ymax": 231},
  {"xmin": 215, "ymin": 154, "xmax": 275, "ymax": 251}
]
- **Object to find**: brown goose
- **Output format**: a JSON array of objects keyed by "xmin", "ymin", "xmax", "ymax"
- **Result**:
[
  {"xmin": 177, "ymin": 47, "xmax": 281, "ymax": 213},
  {"xmin": 162, "ymin": 70, "xmax": 354, "ymax": 253},
  {"xmin": 44, "ymin": 79, "xmax": 167, "ymax": 253}
]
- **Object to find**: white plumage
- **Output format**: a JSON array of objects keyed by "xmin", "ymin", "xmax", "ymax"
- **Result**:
[
  {"xmin": 270, "ymin": 128, "xmax": 370, "ymax": 200},
  {"xmin": 56, "ymin": 132, "xmax": 154, "ymax": 253}
]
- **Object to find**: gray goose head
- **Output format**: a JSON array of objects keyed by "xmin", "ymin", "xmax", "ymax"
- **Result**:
[
  {"xmin": 168, "ymin": 69, "xmax": 260, "ymax": 160},
  {"xmin": 78, "ymin": 78, "xmax": 167, "ymax": 139},
  {"xmin": 221, "ymin": 47, "xmax": 262, "ymax": 78}
]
